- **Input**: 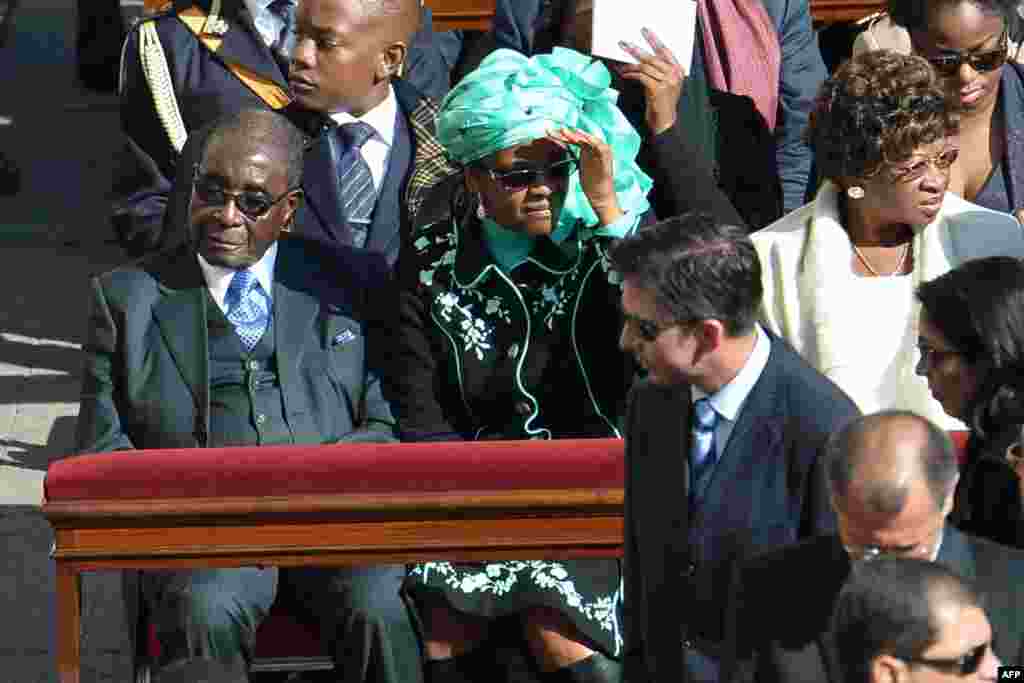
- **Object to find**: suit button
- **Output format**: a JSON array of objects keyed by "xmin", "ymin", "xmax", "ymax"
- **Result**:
[
  {"xmin": 514, "ymin": 401, "xmax": 532, "ymax": 416},
  {"xmin": 685, "ymin": 562, "xmax": 697, "ymax": 577},
  {"xmin": 507, "ymin": 343, "xmax": 520, "ymax": 360},
  {"xmin": 248, "ymin": 360, "xmax": 260, "ymax": 371},
  {"xmin": 255, "ymin": 413, "xmax": 266, "ymax": 425},
  {"xmin": 682, "ymin": 639, "xmax": 694, "ymax": 649}
]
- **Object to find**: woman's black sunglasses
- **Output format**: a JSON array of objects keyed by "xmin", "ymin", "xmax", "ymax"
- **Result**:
[
  {"xmin": 481, "ymin": 156, "xmax": 579, "ymax": 192},
  {"xmin": 923, "ymin": 30, "xmax": 1008, "ymax": 76}
]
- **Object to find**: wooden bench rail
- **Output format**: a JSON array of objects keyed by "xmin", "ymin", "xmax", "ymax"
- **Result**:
[{"xmin": 43, "ymin": 440, "xmax": 625, "ymax": 683}]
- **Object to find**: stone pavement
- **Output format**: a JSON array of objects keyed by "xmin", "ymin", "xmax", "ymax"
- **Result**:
[{"xmin": 0, "ymin": 0, "xmax": 133, "ymax": 679}]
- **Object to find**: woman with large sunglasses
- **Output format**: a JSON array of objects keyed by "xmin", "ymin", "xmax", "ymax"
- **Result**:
[
  {"xmin": 752, "ymin": 50, "xmax": 1024, "ymax": 430},
  {"xmin": 915, "ymin": 256, "xmax": 1024, "ymax": 548},
  {"xmin": 379, "ymin": 46, "xmax": 737, "ymax": 683},
  {"xmin": 872, "ymin": 0, "xmax": 1024, "ymax": 218}
]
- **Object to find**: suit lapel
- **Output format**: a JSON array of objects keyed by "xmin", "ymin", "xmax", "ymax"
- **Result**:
[
  {"xmin": 1000, "ymin": 67, "xmax": 1024, "ymax": 211},
  {"xmin": 301, "ymin": 131, "xmax": 351, "ymax": 246},
  {"xmin": 937, "ymin": 525, "xmax": 978, "ymax": 582},
  {"xmin": 649, "ymin": 382, "xmax": 693, "ymax": 557},
  {"xmin": 697, "ymin": 341, "xmax": 782, "ymax": 514},
  {"xmin": 273, "ymin": 244, "xmax": 320, "ymax": 420},
  {"xmin": 151, "ymin": 253, "xmax": 210, "ymax": 438},
  {"xmin": 214, "ymin": 1, "xmax": 290, "ymax": 90}
]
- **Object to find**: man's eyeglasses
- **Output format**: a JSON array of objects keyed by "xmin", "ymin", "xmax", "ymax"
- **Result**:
[
  {"xmin": 922, "ymin": 30, "xmax": 1008, "ymax": 76},
  {"xmin": 481, "ymin": 157, "xmax": 578, "ymax": 192},
  {"xmin": 916, "ymin": 341, "xmax": 965, "ymax": 370},
  {"xmin": 843, "ymin": 543, "xmax": 932, "ymax": 563},
  {"xmin": 888, "ymin": 148, "xmax": 959, "ymax": 183},
  {"xmin": 192, "ymin": 166, "xmax": 300, "ymax": 222},
  {"xmin": 899, "ymin": 641, "xmax": 991, "ymax": 676}
]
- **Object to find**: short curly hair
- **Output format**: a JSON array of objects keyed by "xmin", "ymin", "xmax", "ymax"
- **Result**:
[
  {"xmin": 807, "ymin": 50, "xmax": 958, "ymax": 181},
  {"xmin": 888, "ymin": 0, "xmax": 1021, "ymax": 38}
]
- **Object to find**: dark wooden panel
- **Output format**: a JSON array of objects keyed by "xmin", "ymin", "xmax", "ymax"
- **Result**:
[{"xmin": 424, "ymin": 0, "xmax": 886, "ymax": 32}]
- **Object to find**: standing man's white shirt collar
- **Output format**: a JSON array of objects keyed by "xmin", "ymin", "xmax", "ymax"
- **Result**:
[
  {"xmin": 329, "ymin": 85, "xmax": 398, "ymax": 191},
  {"xmin": 197, "ymin": 242, "xmax": 278, "ymax": 315},
  {"xmin": 691, "ymin": 324, "xmax": 772, "ymax": 457}
]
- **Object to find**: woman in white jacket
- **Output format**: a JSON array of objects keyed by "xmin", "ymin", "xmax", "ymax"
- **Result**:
[{"xmin": 752, "ymin": 50, "xmax": 1024, "ymax": 428}]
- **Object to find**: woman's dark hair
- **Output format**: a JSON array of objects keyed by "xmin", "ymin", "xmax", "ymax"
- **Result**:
[
  {"xmin": 916, "ymin": 256, "xmax": 1024, "ymax": 439},
  {"xmin": 832, "ymin": 558, "xmax": 982, "ymax": 683},
  {"xmin": 807, "ymin": 50, "xmax": 958, "ymax": 181},
  {"xmin": 888, "ymin": 0, "xmax": 1022, "ymax": 44}
]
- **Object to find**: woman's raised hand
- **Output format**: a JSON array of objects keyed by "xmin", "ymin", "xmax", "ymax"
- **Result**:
[
  {"xmin": 615, "ymin": 27, "xmax": 686, "ymax": 135},
  {"xmin": 547, "ymin": 126, "xmax": 624, "ymax": 227}
]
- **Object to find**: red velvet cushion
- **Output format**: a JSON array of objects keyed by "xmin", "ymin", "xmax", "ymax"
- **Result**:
[{"xmin": 45, "ymin": 439, "xmax": 625, "ymax": 502}]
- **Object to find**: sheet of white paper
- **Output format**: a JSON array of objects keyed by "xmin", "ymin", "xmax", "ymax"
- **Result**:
[{"xmin": 590, "ymin": 0, "xmax": 697, "ymax": 72}]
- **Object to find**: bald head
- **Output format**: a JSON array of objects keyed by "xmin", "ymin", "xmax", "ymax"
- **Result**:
[
  {"xmin": 201, "ymin": 108, "xmax": 306, "ymax": 188},
  {"xmin": 359, "ymin": 0, "xmax": 421, "ymax": 45},
  {"xmin": 826, "ymin": 411, "xmax": 958, "ymax": 515}
]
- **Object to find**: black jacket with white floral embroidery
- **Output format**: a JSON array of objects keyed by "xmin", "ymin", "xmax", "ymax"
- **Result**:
[{"xmin": 383, "ymin": 180, "xmax": 640, "ymax": 442}]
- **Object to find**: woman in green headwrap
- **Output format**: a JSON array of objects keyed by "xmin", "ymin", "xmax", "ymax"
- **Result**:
[{"xmin": 380, "ymin": 46, "xmax": 735, "ymax": 682}]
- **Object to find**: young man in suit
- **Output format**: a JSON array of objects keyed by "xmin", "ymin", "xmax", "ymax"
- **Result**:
[
  {"xmin": 831, "ymin": 558, "xmax": 1003, "ymax": 683},
  {"xmin": 78, "ymin": 109, "xmax": 420, "ymax": 683},
  {"xmin": 610, "ymin": 213, "xmax": 860, "ymax": 683},
  {"xmin": 285, "ymin": 0, "xmax": 455, "ymax": 267},
  {"xmin": 724, "ymin": 411, "xmax": 1024, "ymax": 683},
  {"xmin": 113, "ymin": 0, "xmax": 454, "ymax": 262}
]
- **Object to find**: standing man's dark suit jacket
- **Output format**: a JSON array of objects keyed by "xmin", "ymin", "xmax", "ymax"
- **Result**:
[
  {"xmin": 75, "ymin": 236, "xmax": 395, "ymax": 454},
  {"xmin": 724, "ymin": 527, "xmax": 1024, "ymax": 683},
  {"xmin": 622, "ymin": 333, "xmax": 859, "ymax": 683}
]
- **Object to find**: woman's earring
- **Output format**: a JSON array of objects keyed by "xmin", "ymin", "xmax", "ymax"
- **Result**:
[
  {"xmin": 846, "ymin": 185, "xmax": 865, "ymax": 200},
  {"xmin": 476, "ymin": 193, "xmax": 487, "ymax": 220}
]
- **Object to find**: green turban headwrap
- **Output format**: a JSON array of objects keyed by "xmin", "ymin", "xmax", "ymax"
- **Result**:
[{"xmin": 437, "ymin": 47, "xmax": 653, "ymax": 238}]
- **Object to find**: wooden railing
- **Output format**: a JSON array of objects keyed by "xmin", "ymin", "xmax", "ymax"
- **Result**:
[
  {"xmin": 43, "ymin": 440, "xmax": 625, "ymax": 683},
  {"xmin": 424, "ymin": 0, "xmax": 886, "ymax": 31}
]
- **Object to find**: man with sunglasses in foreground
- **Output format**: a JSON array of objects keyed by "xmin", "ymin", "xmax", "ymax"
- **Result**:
[
  {"xmin": 832, "ymin": 557, "xmax": 1002, "ymax": 683},
  {"xmin": 75, "ymin": 108, "xmax": 405, "ymax": 680},
  {"xmin": 611, "ymin": 214, "xmax": 859, "ymax": 683},
  {"xmin": 724, "ymin": 411, "xmax": 1024, "ymax": 683}
]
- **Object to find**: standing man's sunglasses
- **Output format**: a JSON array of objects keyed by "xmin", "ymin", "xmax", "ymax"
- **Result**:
[{"xmin": 898, "ymin": 641, "xmax": 991, "ymax": 676}]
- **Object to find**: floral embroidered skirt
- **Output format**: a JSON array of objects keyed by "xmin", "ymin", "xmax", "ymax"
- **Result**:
[{"xmin": 404, "ymin": 559, "xmax": 624, "ymax": 657}]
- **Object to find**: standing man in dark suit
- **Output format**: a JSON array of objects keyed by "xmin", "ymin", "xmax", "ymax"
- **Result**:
[
  {"xmin": 609, "ymin": 213, "xmax": 859, "ymax": 683},
  {"xmin": 724, "ymin": 411, "xmax": 1024, "ymax": 683},
  {"xmin": 78, "ymin": 109, "xmax": 422, "ymax": 682},
  {"xmin": 285, "ymin": 0, "xmax": 455, "ymax": 268},
  {"xmin": 113, "ymin": 0, "xmax": 454, "ymax": 261}
]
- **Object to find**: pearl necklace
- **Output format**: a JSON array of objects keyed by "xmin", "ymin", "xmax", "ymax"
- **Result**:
[{"xmin": 852, "ymin": 242, "xmax": 910, "ymax": 277}]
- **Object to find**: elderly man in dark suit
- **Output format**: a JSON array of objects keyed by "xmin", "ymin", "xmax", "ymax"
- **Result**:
[
  {"xmin": 610, "ymin": 213, "xmax": 859, "ymax": 683},
  {"xmin": 724, "ymin": 411, "xmax": 1024, "ymax": 683},
  {"xmin": 113, "ymin": 0, "xmax": 454, "ymax": 262},
  {"xmin": 78, "ymin": 108, "xmax": 421, "ymax": 682}
]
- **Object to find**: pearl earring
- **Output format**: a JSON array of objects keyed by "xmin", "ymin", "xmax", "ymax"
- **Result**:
[{"xmin": 847, "ymin": 186, "xmax": 865, "ymax": 200}]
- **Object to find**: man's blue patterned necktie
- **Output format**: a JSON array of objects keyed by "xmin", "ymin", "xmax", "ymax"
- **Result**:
[
  {"xmin": 690, "ymin": 397, "xmax": 720, "ymax": 499},
  {"xmin": 225, "ymin": 269, "xmax": 269, "ymax": 351},
  {"xmin": 337, "ymin": 121, "xmax": 378, "ymax": 249}
]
